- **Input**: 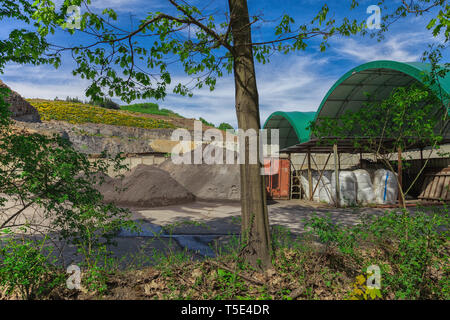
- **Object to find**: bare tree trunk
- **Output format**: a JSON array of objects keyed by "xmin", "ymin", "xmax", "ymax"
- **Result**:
[{"xmin": 228, "ymin": 0, "xmax": 271, "ymax": 269}]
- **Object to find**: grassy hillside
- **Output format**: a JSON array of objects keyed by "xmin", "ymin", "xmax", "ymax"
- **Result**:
[
  {"xmin": 120, "ymin": 103, "xmax": 184, "ymax": 118},
  {"xmin": 27, "ymin": 99, "xmax": 175, "ymax": 129}
]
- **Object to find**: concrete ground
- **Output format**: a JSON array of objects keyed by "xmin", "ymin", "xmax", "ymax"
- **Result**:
[{"xmin": 129, "ymin": 199, "xmax": 387, "ymax": 235}]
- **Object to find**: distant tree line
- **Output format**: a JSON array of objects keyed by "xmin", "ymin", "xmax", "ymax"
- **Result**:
[
  {"xmin": 55, "ymin": 96, "xmax": 121, "ymax": 110},
  {"xmin": 200, "ymin": 117, "xmax": 234, "ymax": 131}
]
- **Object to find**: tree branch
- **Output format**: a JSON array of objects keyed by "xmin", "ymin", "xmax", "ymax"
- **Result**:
[{"xmin": 168, "ymin": 0, "xmax": 234, "ymax": 53}]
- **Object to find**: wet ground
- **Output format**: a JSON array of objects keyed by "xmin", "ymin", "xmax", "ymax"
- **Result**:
[
  {"xmin": 0, "ymin": 198, "xmax": 393, "ymax": 268},
  {"xmin": 112, "ymin": 200, "xmax": 388, "ymax": 262}
]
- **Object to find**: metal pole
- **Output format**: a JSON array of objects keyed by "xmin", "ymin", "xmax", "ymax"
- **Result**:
[{"xmin": 334, "ymin": 143, "xmax": 340, "ymax": 208}]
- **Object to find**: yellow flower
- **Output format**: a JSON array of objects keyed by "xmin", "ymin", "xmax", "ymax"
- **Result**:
[{"xmin": 27, "ymin": 99, "xmax": 175, "ymax": 129}]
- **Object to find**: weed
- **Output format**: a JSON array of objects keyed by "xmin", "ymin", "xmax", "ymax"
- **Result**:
[
  {"xmin": 305, "ymin": 206, "xmax": 449, "ymax": 299},
  {"xmin": 0, "ymin": 237, "xmax": 63, "ymax": 299}
]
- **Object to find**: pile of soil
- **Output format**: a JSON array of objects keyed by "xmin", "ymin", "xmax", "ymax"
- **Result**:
[
  {"xmin": 158, "ymin": 148, "xmax": 240, "ymax": 201},
  {"xmin": 97, "ymin": 164, "xmax": 195, "ymax": 207}
]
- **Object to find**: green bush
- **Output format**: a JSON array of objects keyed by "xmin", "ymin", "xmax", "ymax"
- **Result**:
[
  {"xmin": 305, "ymin": 207, "xmax": 449, "ymax": 299},
  {"xmin": 364, "ymin": 208, "xmax": 449, "ymax": 299},
  {"xmin": 305, "ymin": 214, "xmax": 359, "ymax": 257},
  {"xmin": 0, "ymin": 238, "xmax": 62, "ymax": 299},
  {"xmin": 1, "ymin": 88, "xmax": 139, "ymax": 297}
]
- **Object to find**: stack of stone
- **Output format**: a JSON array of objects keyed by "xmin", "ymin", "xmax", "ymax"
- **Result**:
[{"xmin": 0, "ymin": 80, "xmax": 40, "ymax": 122}]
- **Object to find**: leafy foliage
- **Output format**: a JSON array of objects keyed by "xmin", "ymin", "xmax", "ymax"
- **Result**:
[
  {"xmin": 366, "ymin": 0, "xmax": 450, "ymax": 43},
  {"xmin": 12, "ymin": 0, "xmax": 377, "ymax": 103},
  {"xmin": 306, "ymin": 207, "xmax": 449, "ymax": 299},
  {"xmin": 348, "ymin": 272, "xmax": 382, "ymax": 300},
  {"xmin": 0, "ymin": 237, "xmax": 63, "ymax": 300},
  {"xmin": 0, "ymin": 0, "xmax": 60, "ymax": 71},
  {"xmin": 0, "ymin": 89, "xmax": 137, "ymax": 278}
]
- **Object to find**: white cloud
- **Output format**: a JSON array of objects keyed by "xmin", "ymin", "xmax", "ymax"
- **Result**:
[
  {"xmin": 1, "ymin": 64, "xmax": 90, "ymax": 100},
  {"xmin": 88, "ymin": 0, "xmax": 168, "ymax": 13},
  {"xmin": 158, "ymin": 55, "xmax": 335, "ymax": 127},
  {"xmin": 51, "ymin": 0, "xmax": 164, "ymax": 14},
  {"xmin": 332, "ymin": 32, "xmax": 433, "ymax": 62},
  {"xmin": 257, "ymin": 55, "xmax": 333, "ymax": 121},
  {"xmin": 0, "ymin": 54, "xmax": 337, "ymax": 128}
]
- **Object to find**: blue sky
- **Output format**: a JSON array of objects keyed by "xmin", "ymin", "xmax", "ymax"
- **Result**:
[{"xmin": 1, "ymin": 0, "xmax": 448, "ymax": 127}]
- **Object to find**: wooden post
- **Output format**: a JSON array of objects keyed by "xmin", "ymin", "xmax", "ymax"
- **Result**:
[
  {"xmin": 307, "ymin": 150, "xmax": 312, "ymax": 201},
  {"xmin": 334, "ymin": 143, "xmax": 340, "ymax": 208},
  {"xmin": 398, "ymin": 146, "xmax": 404, "ymax": 208},
  {"xmin": 420, "ymin": 148, "xmax": 424, "ymax": 168},
  {"xmin": 360, "ymin": 150, "xmax": 363, "ymax": 169},
  {"xmin": 288, "ymin": 153, "xmax": 292, "ymax": 200},
  {"xmin": 296, "ymin": 153, "xmax": 307, "ymax": 199},
  {"xmin": 311, "ymin": 153, "xmax": 331, "ymax": 199}
]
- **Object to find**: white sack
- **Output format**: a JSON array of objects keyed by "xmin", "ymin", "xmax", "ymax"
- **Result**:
[
  {"xmin": 300, "ymin": 171, "xmax": 319, "ymax": 201},
  {"xmin": 318, "ymin": 171, "xmax": 333, "ymax": 204},
  {"xmin": 373, "ymin": 169, "xmax": 398, "ymax": 204},
  {"xmin": 354, "ymin": 169, "xmax": 375, "ymax": 205},
  {"xmin": 331, "ymin": 171, "xmax": 357, "ymax": 206}
]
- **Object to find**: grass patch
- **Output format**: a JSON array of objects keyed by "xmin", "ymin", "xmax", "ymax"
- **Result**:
[{"xmin": 1, "ymin": 207, "xmax": 448, "ymax": 300}]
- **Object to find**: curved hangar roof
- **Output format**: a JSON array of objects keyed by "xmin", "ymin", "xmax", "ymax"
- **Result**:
[
  {"xmin": 314, "ymin": 60, "xmax": 450, "ymax": 138},
  {"xmin": 263, "ymin": 111, "xmax": 316, "ymax": 150},
  {"xmin": 263, "ymin": 60, "xmax": 450, "ymax": 149}
]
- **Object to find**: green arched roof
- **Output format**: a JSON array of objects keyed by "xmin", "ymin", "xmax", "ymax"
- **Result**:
[
  {"xmin": 314, "ymin": 60, "xmax": 450, "ymax": 138},
  {"xmin": 263, "ymin": 111, "xmax": 316, "ymax": 150},
  {"xmin": 263, "ymin": 60, "xmax": 449, "ymax": 150}
]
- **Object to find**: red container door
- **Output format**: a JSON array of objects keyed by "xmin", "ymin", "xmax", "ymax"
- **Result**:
[
  {"xmin": 264, "ymin": 158, "xmax": 290, "ymax": 200},
  {"xmin": 278, "ymin": 159, "xmax": 290, "ymax": 199}
]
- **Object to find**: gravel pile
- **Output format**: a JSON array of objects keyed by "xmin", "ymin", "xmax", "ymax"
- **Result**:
[{"xmin": 98, "ymin": 164, "xmax": 195, "ymax": 207}]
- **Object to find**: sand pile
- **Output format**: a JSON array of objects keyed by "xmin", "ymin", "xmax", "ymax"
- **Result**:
[
  {"xmin": 158, "ymin": 148, "xmax": 241, "ymax": 201},
  {"xmin": 98, "ymin": 164, "xmax": 195, "ymax": 207}
]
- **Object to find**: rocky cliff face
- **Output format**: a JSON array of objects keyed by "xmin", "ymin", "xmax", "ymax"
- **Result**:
[
  {"xmin": 14, "ymin": 120, "xmax": 177, "ymax": 155},
  {"xmin": 0, "ymin": 80, "xmax": 40, "ymax": 122},
  {"xmin": 0, "ymin": 80, "xmax": 202, "ymax": 155}
]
